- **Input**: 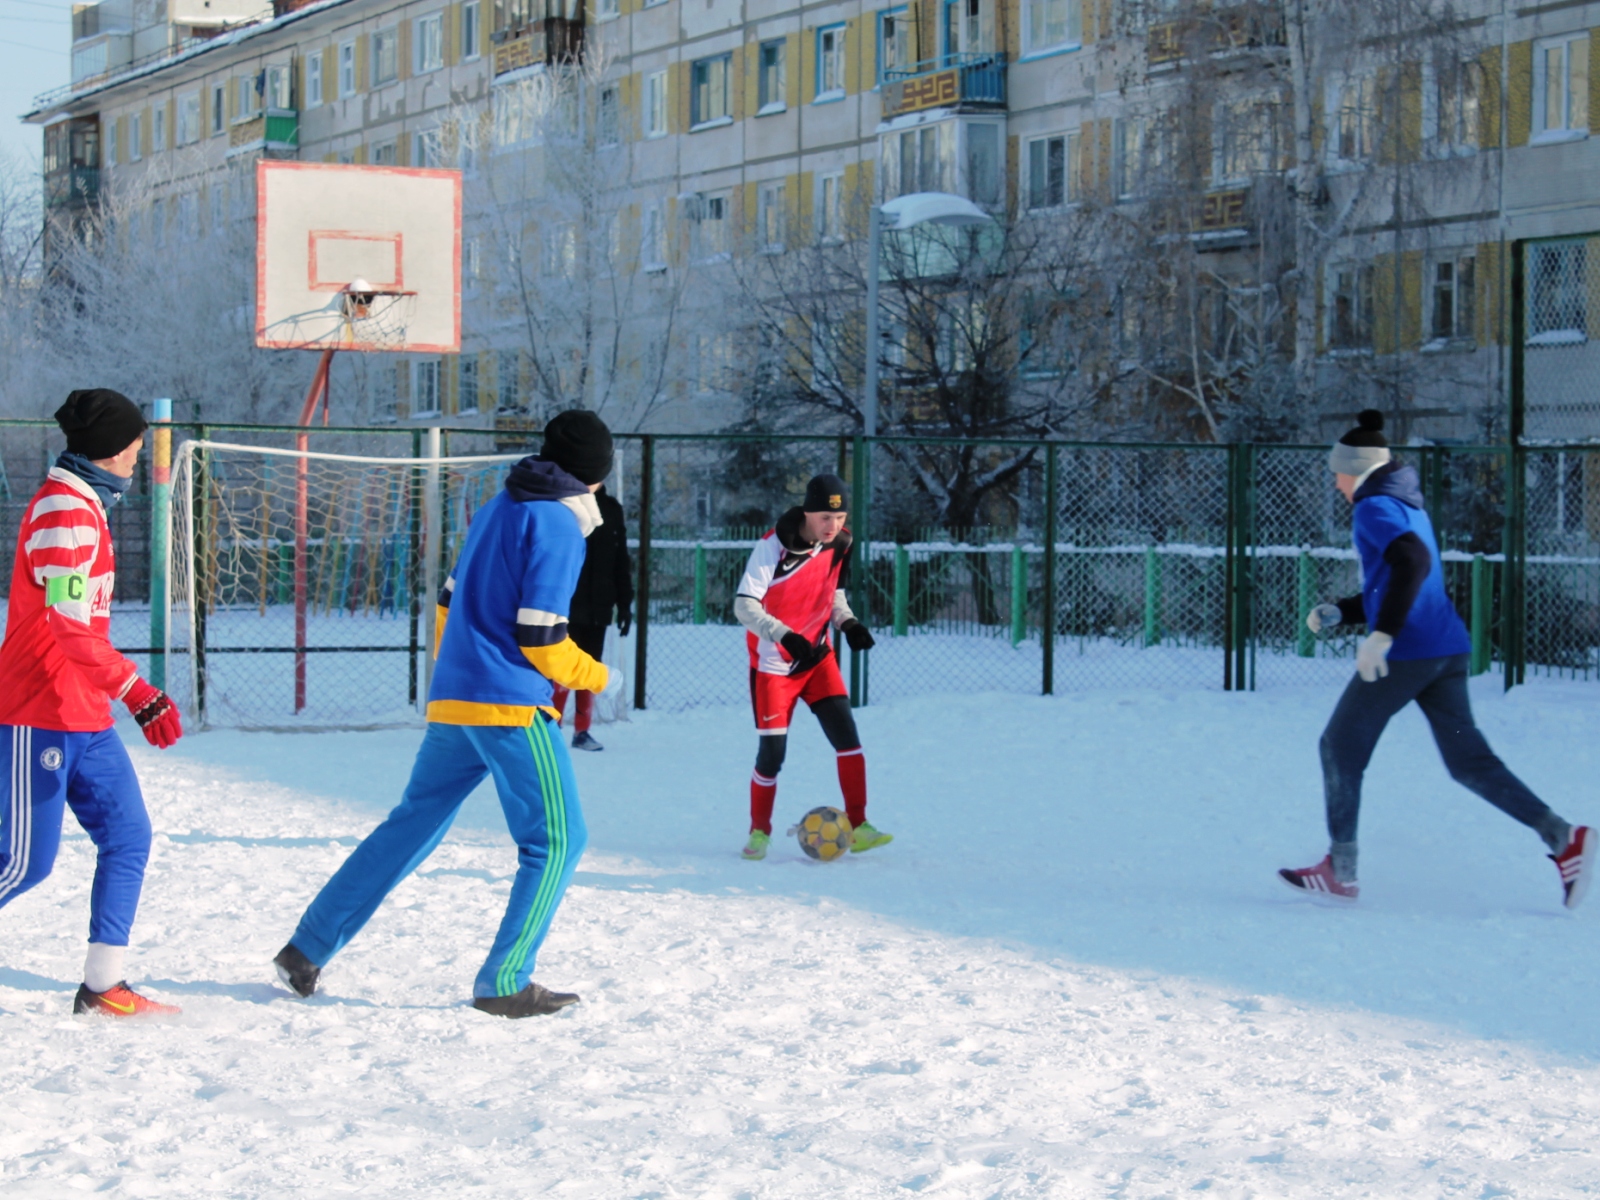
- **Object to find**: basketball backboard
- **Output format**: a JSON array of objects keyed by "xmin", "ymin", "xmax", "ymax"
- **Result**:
[{"xmin": 255, "ymin": 161, "xmax": 461, "ymax": 354}]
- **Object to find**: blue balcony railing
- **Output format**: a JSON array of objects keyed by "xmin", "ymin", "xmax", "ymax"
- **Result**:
[{"xmin": 881, "ymin": 52, "xmax": 1007, "ymax": 116}]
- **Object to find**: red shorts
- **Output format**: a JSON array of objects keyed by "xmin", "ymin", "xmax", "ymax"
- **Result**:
[{"xmin": 749, "ymin": 654, "xmax": 847, "ymax": 733}]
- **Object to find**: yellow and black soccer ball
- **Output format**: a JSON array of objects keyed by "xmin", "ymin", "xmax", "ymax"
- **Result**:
[{"xmin": 794, "ymin": 806, "xmax": 853, "ymax": 861}]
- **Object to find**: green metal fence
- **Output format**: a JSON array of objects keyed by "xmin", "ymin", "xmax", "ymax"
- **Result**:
[{"xmin": 1, "ymin": 417, "xmax": 1595, "ymax": 727}]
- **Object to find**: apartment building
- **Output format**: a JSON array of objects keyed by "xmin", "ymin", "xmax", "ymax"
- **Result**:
[{"xmin": 23, "ymin": 0, "xmax": 1600, "ymax": 439}]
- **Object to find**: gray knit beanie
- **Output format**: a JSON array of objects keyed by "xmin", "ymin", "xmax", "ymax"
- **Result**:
[{"xmin": 1328, "ymin": 409, "xmax": 1392, "ymax": 476}]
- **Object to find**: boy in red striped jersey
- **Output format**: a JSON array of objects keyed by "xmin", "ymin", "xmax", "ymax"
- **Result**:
[
  {"xmin": 0, "ymin": 390, "xmax": 184, "ymax": 1017},
  {"xmin": 734, "ymin": 475, "xmax": 891, "ymax": 861}
]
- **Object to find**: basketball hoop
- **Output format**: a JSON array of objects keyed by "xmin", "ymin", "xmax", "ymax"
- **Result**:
[{"xmin": 338, "ymin": 278, "xmax": 419, "ymax": 350}]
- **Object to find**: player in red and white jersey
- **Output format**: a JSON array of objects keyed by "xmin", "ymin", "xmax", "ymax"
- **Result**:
[
  {"xmin": 732, "ymin": 474, "xmax": 891, "ymax": 861},
  {"xmin": 0, "ymin": 390, "xmax": 184, "ymax": 1018}
]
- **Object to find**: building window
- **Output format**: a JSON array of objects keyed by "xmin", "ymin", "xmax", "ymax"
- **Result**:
[
  {"xmin": 1215, "ymin": 99, "xmax": 1274, "ymax": 185},
  {"xmin": 818, "ymin": 171, "xmax": 844, "ymax": 240},
  {"xmin": 645, "ymin": 70, "xmax": 668, "ymax": 137},
  {"xmin": 757, "ymin": 181, "xmax": 785, "ymax": 253},
  {"xmin": 1023, "ymin": 0, "xmax": 1078, "ymax": 56},
  {"xmin": 642, "ymin": 204, "xmax": 666, "ymax": 271},
  {"xmin": 496, "ymin": 350, "xmax": 522, "ymax": 411},
  {"xmin": 414, "ymin": 128, "xmax": 442, "ymax": 167},
  {"xmin": 129, "ymin": 112, "xmax": 142, "ymax": 161},
  {"xmin": 1333, "ymin": 75, "xmax": 1374, "ymax": 163},
  {"xmin": 758, "ymin": 40, "xmax": 786, "ymax": 113},
  {"xmin": 944, "ymin": 0, "xmax": 993, "ymax": 58},
  {"xmin": 966, "ymin": 122, "xmax": 1000, "ymax": 204},
  {"xmin": 105, "ymin": 120, "xmax": 117, "ymax": 168},
  {"xmin": 691, "ymin": 54, "xmax": 732, "ymax": 127},
  {"xmin": 307, "ymin": 53, "xmax": 323, "ymax": 108},
  {"xmin": 1026, "ymin": 133, "xmax": 1073, "ymax": 208},
  {"xmin": 412, "ymin": 360, "xmax": 442, "ymax": 418},
  {"xmin": 266, "ymin": 64, "xmax": 292, "ymax": 110},
  {"xmin": 177, "ymin": 92, "xmax": 200, "ymax": 145},
  {"xmin": 1427, "ymin": 60, "xmax": 1479, "ymax": 156},
  {"xmin": 1115, "ymin": 117, "xmax": 1145, "ymax": 198},
  {"xmin": 373, "ymin": 29, "xmax": 399, "ymax": 86},
  {"xmin": 1535, "ymin": 33, "xmax": 1589, "ymax": 141},
  {"xmin": 1528, "ymin": 241, "xmax": 1587, "ymax": 344},
  {"xmin": 543, "ymin": 224, "xmax": 577, "ymax": 278},
  {"xmin": 1429, "ymin": 255, "xmax": 1476, "ymax": 343},
  {"xmin": 693, "ymin": 192, "xmax": 730, "ymax": 258},
  {"xmin": 339, "ymin": 41, "xmax": 357, "ymax": 97},
  {"xmin": 459, "ymin": 355, "xmax": 480, "ymax": 413},
  {"xmin": 880, "ymin": 10, "xmax": 910, "ymax": 83},
  {"xmin": 371, "ymin": 139, "xmax": 398, "ymax": 165},
  {"xmin": 596, "ymin": 0, "xmax": 618, "ymax": 17},
  {"xmin": 1328, "ymin": 263, "xmax": 1375, "ymax": 351},
  {"xmin": 152, "ymin": 104, "xmax": 166, "ymax": 151},
  {"xmin": 210, "ymin": 84, "xmax": 225, "ymax": 134},
  {"xmin": 598, "ymin": 85, "xmax": 620, "ymax": 145},
  {"xmin": 816, "ymin": 25, "xmax": 846, "ymax": 100},
  {"xmin": 416, "ymin": 13, "xmax": 443, "ymax": 74},
  {"xmin": 884, "ymin": 123, "xmax": 954, "ymax": 198},
  {"xmin": 237, "ymin": 75, "xmax": 258, "ymax": 118},
  {"xmin": 462, "ymin": 1, "xmax": 481, "ymax": 58}
]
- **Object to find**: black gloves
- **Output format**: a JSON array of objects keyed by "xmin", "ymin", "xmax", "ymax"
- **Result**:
[
  {"xmin": 841, "ymin": 619, "xmax": 875, "ymax": 652},
  {"xmin": 780, "ymin": 631, "xmax": 830, "ymax": 675},
  {"xmin": 617, "ymin": 605, "xmax": 632, "ymax": 637}
]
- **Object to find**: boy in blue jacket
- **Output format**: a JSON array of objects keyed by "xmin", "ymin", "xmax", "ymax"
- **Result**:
[
  {"xmin": 1281, "ymin": 410, "xmax": 1592, "ymax": 909},
  {"xmin": 273, "ymin": 411, "xmax": 614, "ymax": 1016}
]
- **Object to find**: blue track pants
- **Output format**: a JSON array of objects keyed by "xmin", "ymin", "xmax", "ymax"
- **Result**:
[
  {"xmin": 0, "ymin": 725, "xmax": 150, "ymax": 946},
  {"xmin": 291, "ymin": 717, "xmax": 588, "ymax": 998}
]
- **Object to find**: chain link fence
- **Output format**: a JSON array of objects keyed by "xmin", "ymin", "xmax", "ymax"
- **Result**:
[{"xmin": 5, "ymin": 419, "xmax": 1600, "ymax": 726}]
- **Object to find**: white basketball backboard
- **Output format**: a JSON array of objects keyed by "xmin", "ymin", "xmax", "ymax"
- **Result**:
[{"xmin": 255, "ymin": 161, "xmax": 461, "ymax": 354}]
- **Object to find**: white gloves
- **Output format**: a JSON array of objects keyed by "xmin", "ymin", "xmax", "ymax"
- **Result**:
[
  {"xmin": 1356, "ymin": 632, "xmax": 1393, "ymax": 682},
  {"xmin": 1306, "ymin": 603, "xmax": 1344, "ymax": 634}
]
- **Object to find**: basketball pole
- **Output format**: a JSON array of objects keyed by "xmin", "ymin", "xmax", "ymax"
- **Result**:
[{"xmin": 294, "ymin": 347, "xmax": 335, "ymax": 713}]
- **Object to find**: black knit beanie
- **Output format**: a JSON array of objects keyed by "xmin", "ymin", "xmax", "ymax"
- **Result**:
[
  {"xmin": 803, "ymin": 474, "xmax": 849, "ymax": 513},
  {"xmin": 1328, "ymin": 409, "xmax": 1391, "ymax": 476},
  {"xmin": 539, "ymin": 409, "xmax": 614, "ymax": 485},
  {"xmin": 55, "ymin": 389, "xmax": 148, "ymax": 461}
]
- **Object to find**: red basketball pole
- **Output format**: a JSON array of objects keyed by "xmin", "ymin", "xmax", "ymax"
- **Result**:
[{"xmin": 294, "ymin": 347, "xmax": 335, "ymax": 713}]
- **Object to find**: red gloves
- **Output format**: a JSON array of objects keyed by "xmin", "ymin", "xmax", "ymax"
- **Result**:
[{"xmin": 123, "ymin": 678, "xmax": 183, "ymax": 749}]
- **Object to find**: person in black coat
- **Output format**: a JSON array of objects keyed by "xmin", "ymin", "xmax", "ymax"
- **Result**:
[{"xmin": 552, "ymin": 484, "xmax": 633, "ymax": 750}]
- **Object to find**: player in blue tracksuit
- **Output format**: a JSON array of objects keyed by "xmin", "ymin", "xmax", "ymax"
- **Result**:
[
  {"xmin": 1280, "ymin": 410, "xmax": 1593, "ymax": 908},
  {"xmin": 273, "ymin": 411, "xmax": 615, "ymax": 1016}
]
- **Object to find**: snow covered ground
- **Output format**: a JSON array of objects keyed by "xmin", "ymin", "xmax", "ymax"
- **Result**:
[{"xmin": 4, "ymin": 676, "xmax": 1600, "ymax": 1197}]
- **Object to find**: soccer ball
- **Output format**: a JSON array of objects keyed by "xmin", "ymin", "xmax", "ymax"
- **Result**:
[{"xmin": 793, "ymin": 806, "xmax": 853, "ymax": 861}]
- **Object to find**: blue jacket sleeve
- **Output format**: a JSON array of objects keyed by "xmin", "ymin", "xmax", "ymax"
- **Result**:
[{"xmin": 514, "ymin": 512, "xmax": 608, "ymax": 692}]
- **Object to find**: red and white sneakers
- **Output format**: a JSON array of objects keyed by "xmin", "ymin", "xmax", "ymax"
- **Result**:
[
  {"xmin": 1552, "ymin": 825, "xmax": 1595, "ymax": 911},
  {"xmin": 1277, "ymin": 855, "xmax": 1360, "ymax": 903}
]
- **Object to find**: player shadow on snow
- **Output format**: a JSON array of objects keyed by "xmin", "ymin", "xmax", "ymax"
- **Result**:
[{"xmin": 153, "ymin": 688, "xmax": 1600, "ymax": 1061}]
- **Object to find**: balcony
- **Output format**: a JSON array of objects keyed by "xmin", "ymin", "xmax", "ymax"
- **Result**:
[
  {"xmin": 881, "ymin": 52, "xmax": 1007, "ymax": 120},
  {"xmin": 44, "ymin": 166, "xmax": 100, "ymax": 209},
  {"xmin": 228, "ymin": 109, "xmax": 297, "ymax": 158},
  {"xmin": 491, "ymin": 17, "xmax": 584, "ymax": 76},
  {"xmin": 1148, "ymin": 6, "xmax": 1285, "ymax": 66},
  {"xmin": 71, "ymin": 32, "xmax": 132, "ymax": 90}
]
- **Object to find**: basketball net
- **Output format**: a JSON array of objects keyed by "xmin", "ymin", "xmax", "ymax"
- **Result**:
[{"xmin": 338, "ymin": 286, "xmax": 418, "ymax": 350}]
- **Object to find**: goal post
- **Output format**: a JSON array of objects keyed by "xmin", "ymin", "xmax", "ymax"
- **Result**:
[{"xmin": 165, "ymin": 440, "xmax": 632, "ymax": 731}]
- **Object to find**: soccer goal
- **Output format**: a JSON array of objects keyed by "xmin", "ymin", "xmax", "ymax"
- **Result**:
[{"xmin": 163, "ymin": 440, "xmax": 632, "ymax": 730}]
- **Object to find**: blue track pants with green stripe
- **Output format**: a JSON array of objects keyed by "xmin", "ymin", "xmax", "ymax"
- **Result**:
[{"xmin": 290, "ymin": 716, "xmax": 587, "ymax": 999}]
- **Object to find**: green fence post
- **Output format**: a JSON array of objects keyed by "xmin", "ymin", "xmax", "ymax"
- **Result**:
[
  {"xmin": 1142, "ymin": 545, "xmax": 1160, "ymax": 648},
  {"xmin": 1042, "ymin": 443, "xmax": 1057, "ymax": 695},
  {"xmin": 893, "ymin": 543, "xmax": 909, "ymax": 636},
  {"xmin": 192, "ymin": 426, "xmax": 209, "ymax": 726},
  {"xmin": 408, "ymin": 428, "xmax": 422, "ymax": 709},
  {"xmin": 633, "ymin": 435, "xmax": 653, "ymax": 710},
  {"xmin": 1010, "ymin": 543, "xmax": 1026, "ymax": 646},
  {"xmin": 148, "ymin": 398, "xmax": 172, "ymax": 690},
  {"xmin": 692, "ymin": 543, "xmax": 707, "ymax": 624},
  {"xmin": 1296, "ymin": 550, "xmax": 1315, "ymax": 658},
  {"xmin": 848, "ymin": 436, "xmax": 871, "ymax": 707},
  {"xmin": 1470, "ymin": 552, "xmax": 1490, "ymax": 676}
]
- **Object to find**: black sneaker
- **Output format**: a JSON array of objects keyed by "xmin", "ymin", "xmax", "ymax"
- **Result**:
[
  {"xmin": 571, "ymin": 731, "xmax": 603, "ymax": 752},
  {"xmin": 273, "ymin": 943, "xmax": 321, "ymax": 998},
  {"xmin": 472, "ymin": 982, "xmax": 580, "ymax": 1018}
]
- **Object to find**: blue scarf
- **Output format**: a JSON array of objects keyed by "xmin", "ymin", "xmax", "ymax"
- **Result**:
[{"xmin": 56, "ymin": 451, "xmax": 134, "ymax": 511}]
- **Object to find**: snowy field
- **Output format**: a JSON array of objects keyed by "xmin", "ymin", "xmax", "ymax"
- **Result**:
[{"xmin": 5, "ymin": 677, "xmax": 1600, "ymax": 1197}]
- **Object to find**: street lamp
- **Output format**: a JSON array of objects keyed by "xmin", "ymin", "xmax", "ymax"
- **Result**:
[{"xmin": 863, "ymin": 191, "xmax": 994, "ymax": 438}]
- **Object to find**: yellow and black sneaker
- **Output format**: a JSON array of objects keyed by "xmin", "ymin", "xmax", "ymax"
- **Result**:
[{"xmin": 73, "ymin": 981, "xmax": 181, "ymax": 1018}]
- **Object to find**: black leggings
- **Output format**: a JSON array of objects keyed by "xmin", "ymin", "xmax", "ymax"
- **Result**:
[{"xmin": 755, "ymin": 695, "xmax": 860, "ymax": 778}]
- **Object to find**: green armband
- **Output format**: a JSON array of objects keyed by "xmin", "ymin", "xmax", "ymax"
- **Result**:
[{"xmin": 44, "ymin": 571, "xmax": 89, "ymax": 608}]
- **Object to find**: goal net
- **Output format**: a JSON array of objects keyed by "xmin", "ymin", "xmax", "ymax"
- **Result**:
[{"xmin": 165, "ymin": 441, "xmax": 632, "ymax": 730}]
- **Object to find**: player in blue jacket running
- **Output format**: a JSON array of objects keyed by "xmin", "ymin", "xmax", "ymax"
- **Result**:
[
  {"xmin": 1280, "ymin": 410, "xmax": 1593, "ymax": 909},
  {"xmin": 272, "ymin": 411, "xmax": 615, "ymax": 1016}
]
